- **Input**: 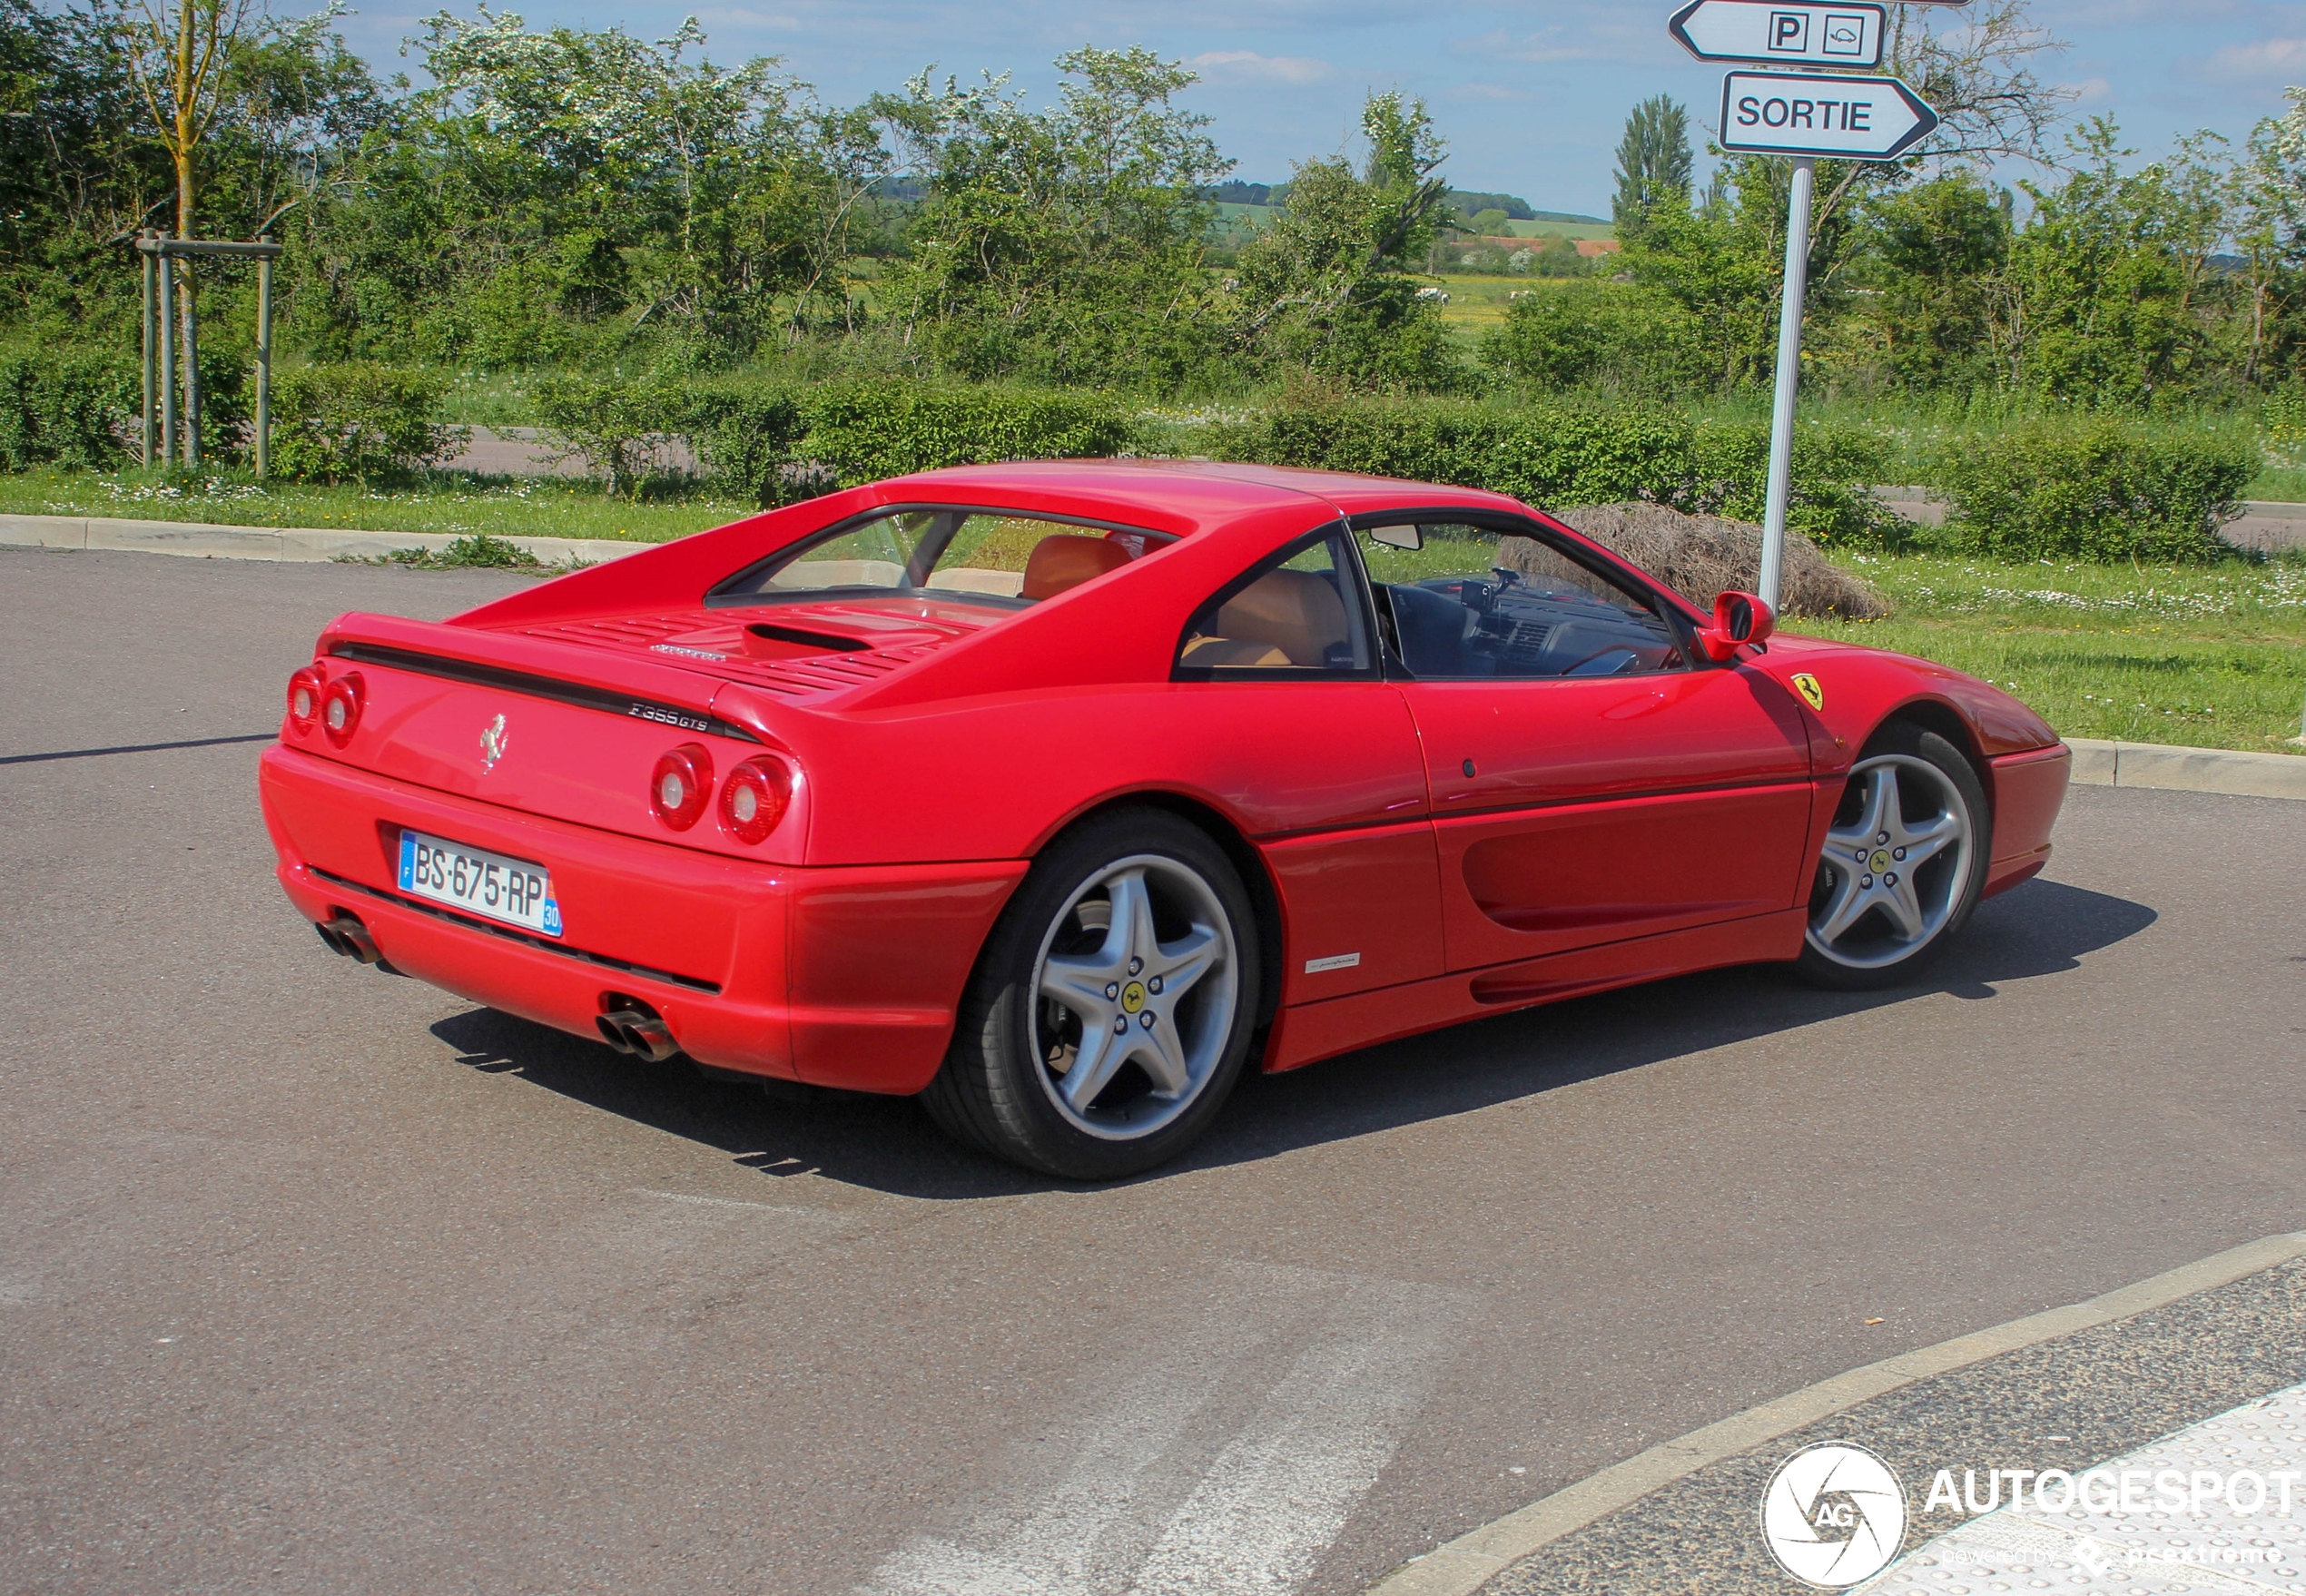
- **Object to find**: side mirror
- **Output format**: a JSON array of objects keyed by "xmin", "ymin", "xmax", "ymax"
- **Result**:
[{"xmin": 1697, "ymin": 589, "xmax": 1775, "ymax": 661}]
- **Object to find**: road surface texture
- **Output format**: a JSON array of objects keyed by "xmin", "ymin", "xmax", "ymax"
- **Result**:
[{"xmin": 5, "ymin": 546, "xmax": 2303, "ymax": 1595}]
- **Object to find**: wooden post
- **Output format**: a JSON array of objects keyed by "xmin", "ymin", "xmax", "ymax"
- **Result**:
[
  {"xmin": 255, "ymin": 237, "xmax": 272, "ymax": 479},
  {"xmin": 139, "ymin": 236, "xmax": 156, "ymax": 468},
  {"xmin": 181, "ymin": 257, "xmax": 202, "ymax": 468},
  {"xmin": 158, "ymin": 250, "xmax": 178, "ymax": 467}
]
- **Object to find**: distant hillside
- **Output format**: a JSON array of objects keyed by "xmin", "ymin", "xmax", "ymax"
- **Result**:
[{"xmin": 1199, "ymin": 181, "xmax": 1602, "ymax": 228}]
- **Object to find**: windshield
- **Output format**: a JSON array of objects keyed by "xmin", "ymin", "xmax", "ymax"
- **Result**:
[{"xmin": 713, "ymin": 508, "xmax": 1167, "ymax": 609}]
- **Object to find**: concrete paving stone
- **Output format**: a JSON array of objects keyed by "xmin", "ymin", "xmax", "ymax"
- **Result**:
[
  {"xmin": 1481, "ymin": 1261, "xmax": 2306, "ymax": 1596},
  {"xmin": 1862, "ymin": 1380, "xmax": 2306, "ymax": 1594},
  {"xmin": 2065, "ymin": 739, "xmax": 2306, "ymax": 802}
]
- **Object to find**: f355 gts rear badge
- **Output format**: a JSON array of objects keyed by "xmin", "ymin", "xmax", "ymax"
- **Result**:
[
  {"xmin": 1791, "ymin": 673, "xmax": 1826, "ymax": 712},
  {"xmin": 478, "ymin": 713, "xmax": 510, "ymax": 773}
]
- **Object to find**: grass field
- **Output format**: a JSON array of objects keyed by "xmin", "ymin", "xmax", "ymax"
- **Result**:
[
  {"xmin": 1805, "ymin": 551, "xmax": 2306, "ymax": 754},
  {"xmin": 1210, "ymin": 202, "xmax": 1614, "ymax": 244},
  {"xmin": 1428, "ymin": 274, "xmax": 1557, "ymax": 334},
  {"xmin": 0, "ymin": 467, "xmax": 744, "ymax": 542}
]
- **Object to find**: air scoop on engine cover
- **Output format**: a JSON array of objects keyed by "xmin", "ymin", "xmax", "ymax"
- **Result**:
[{"xmin": 744, "ymin": 621, "xmax": 872, "ymax": 657}]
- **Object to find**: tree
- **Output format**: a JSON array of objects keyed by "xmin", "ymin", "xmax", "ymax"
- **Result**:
[
  {"xmin": 1232, "ymin": 89, "xmax": 1460, "ymax": 389},
  {"xmin": 2000, "ymin": 120, "xmax": 2210, "ymax": 405},
  {"xmin": 99, "ymin": 0, "xmax": 254, "ymax": 241},
  {"xmin": 1611, "ymin": 95, "xmax": 1690, "ymax": 237},
  {"xmin": 871, "ymin": 47, "xmax": 1232, "ymax": 386}
]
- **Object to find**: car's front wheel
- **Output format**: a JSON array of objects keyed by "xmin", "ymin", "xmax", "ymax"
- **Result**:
[
  {"xmin": 922, "ymin": 810, "xmax": 1262, "ymax": 1178},
  {"xmin": 1794, "ymin": 722, "xmax": 1992, "ymax": 990}
]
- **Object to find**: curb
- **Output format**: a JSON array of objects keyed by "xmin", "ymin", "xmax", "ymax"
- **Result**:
[
  {"xmin": 0, "ymin": 512, "xmax": 649, "ymax": 568},
  {"xmin": 1366, "ymin": 1232, "xmax": 2306, "ymax": 1596},
  {"xmin": 2064, "ymin": 736, "xmax": 2306, "ymax": 801}
]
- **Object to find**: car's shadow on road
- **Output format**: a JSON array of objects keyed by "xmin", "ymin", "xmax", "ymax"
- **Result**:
[{"xmin": 430, "ymin": 878, "xmax": 2153, "ymax": 1201}]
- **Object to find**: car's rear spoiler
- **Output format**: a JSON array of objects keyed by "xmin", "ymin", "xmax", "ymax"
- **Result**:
[{"xmin": 314, "ymin": 612, "xmax": 803, "ymax": 749}]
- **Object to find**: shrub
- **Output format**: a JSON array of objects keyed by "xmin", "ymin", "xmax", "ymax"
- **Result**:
[
  {"xmin": 800, "ymin": 384, "xmax": 1132, "ymax": 488},
  {"xmin": 534, "ymin": 373, "xmax": 698, "ymax": 498},
  {"xmin": 1480, "ymin": 280, "xmax": 1708, "ymax": 398},
  {"xmin": 1930, "ymin": 422, "xmax": 2258, "ymax": 562},
  {"xmin": 271, "ymin": 363, "xmax": 463, "ymax": 485},
  {"xmin": 536, "ymin": 377, "xmax": 1130, "ymax": 505},
  {"xmin": 676, "ymin": 383, "xmax": 805, "ymax": 506},
  {"xmin": 1202, "ymin": 396, "xmax": 1897, "ymax": 547},
  {"xmin": 0, "ymin": 346, "xmax": 135, "ymax": 471}
]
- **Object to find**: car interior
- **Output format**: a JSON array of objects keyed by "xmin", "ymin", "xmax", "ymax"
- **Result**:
[
  {"xmin": 1363, "ymin": 524, "xmax": 1689, "ymax": 679},
  {"xmin": 713, "ymin": 509, "xmax": 1167, "ymax": 608}
]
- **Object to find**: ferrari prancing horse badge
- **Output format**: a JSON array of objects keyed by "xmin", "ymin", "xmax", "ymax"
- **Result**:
[{"xmin": 1791, "ymin": 673, "xmax": 1826, "ymax": 712}]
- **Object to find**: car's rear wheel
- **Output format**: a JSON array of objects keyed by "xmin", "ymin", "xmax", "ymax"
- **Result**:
[
  {"xmin": 922, "ymin": 810, "xmax": 1262, "ymax": 1179},
  {"xmin": 1794, "ymin": 723, "xmax": 1991, "ymax": 990}
]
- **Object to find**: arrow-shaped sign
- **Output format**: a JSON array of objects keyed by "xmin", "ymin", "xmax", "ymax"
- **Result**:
[
  {"xmin": 1670, "ymin": 1, "xmax": 1885, "ymax": 68},
  {"xmin": 1718, "ymin": 70, "xmax": 1940, "ymax": 161}
]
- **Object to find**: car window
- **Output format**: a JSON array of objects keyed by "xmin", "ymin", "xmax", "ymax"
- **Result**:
[
  {"xmin": 1358, "ymin": 520, "xmax": 1687, "ymax": 680},
  {"xmin": 714, "ymin": 508, "xmax": 1165, "ymax": 608},
  {"xmin": 1177, "ymin": 529, "xmax": 1371, "ymax": 675}
]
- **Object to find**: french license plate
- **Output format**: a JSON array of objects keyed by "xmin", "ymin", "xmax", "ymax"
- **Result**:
[{"xmin": 397, "ymin": 829, "xmax": 562, "ymax": 937}]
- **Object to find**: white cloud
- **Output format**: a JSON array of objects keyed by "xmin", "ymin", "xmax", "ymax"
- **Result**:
[
  {"xmin": 1455, "ymin": 83, "xmax": 1522, "ymax": 103},
  {"xmin": 2063, "ymin": 75, "xmax": 2114, "ymax": 103},
  {"xmin": 1186, "ymin": 50, "xmax": 1332, "ymax": 85},
  {"xmin": 2208, "ymin": 36, "xmax": 2306, "ymax": 77}
]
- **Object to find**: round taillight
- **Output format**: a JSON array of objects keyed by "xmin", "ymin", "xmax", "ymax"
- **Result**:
[
  {"xmin": 287, "ymin": 666, "xmax": 323, "ymax": 734},
  {"xmin": 718, "ymin": 758, "xmax": 793, "ymax": 845},
  {"xmin": 649, "ymin": 744, "xmax": 713, "ymax": 831},
  {"xmin": 321, "ymin": 672, "xmax": 363, "ymax": 746}
]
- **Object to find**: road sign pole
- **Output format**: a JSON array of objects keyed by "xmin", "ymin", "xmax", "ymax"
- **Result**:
[{"xmin": 1759, "ymin": 156, "xmax": 1815, "ymax": 615}]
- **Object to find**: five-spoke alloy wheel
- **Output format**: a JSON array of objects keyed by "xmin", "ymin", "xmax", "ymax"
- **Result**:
[
  {"xmin": 924, "ymin": 810, "xmax": 1261, "ymax": 1178},
  {"xmin": 1795, "ymin": 722, "xmax": 1992, "ymax": 990}
]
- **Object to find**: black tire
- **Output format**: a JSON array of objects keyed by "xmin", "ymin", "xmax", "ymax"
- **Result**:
[
  {"xmin": 1793, "ymin": 722, "xmax": 1993, "ymax": 991},
  {"xmin": 921, "ymin": 808, "xmax": 1262, "ymax": 1179}
]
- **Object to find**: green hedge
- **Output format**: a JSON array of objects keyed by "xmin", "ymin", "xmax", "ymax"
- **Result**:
[
  {"xmin": 0, "ymin": 347, "xmax": 135, "ymax": 471},
  {"xmin": 272, "ymin": 363, "xmax": 465, "ymax": 485},
  {"xmin": 1201, "ymin": 398, "xmax": 1898, "ymax": 547},
  {"xmin": 537, "ymin": 377, "xmax": 1130, "ymax": 505},
  {"xmin": 1930, "ymin": 422, "xmax": 2257, "ymax": 563},
  {"xmin": 800, "ymin": 385, "xmax": 1130, "ymax": 489}
]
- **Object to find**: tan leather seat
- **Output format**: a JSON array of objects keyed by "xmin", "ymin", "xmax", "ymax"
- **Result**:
[
  {"xmin": 1021, "ymin": 534, "xmax": 1131, "ymax": 600},
  {"xmin": 1178, "ymin": 636, "xmax": 1289, "ymax": 668},
  {"xmin": 1203, "ymin": 568, "xmax": 1347, "ymax": 667}
]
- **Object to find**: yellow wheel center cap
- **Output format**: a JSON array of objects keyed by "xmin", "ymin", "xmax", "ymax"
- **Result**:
[
  {"xmin": 1870, "ymin": 849, "xmax": 1891, "ymax": 872},
  {"xmin": 1120, "ymin": 980, "xmax": 1147, "ymax": 1013}
]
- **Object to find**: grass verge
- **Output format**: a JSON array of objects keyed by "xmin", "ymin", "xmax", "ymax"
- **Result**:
[
  {"xmin": 1808, "ymin": 551, "xmax": 2306, "ymax": 754},
  {"xmin": 0, "ymin": 466, "xmax": 748, "ymax": 543}
]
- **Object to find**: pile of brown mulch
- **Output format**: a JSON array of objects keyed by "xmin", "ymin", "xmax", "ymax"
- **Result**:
[{"xmin": 1545, "ymin": 501, "xmax": 1890, "ymax": 620}]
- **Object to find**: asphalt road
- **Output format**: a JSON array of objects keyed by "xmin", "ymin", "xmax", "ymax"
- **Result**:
[{"xmin": 5, "ymin": 546, "xmax": 2303, "ymax": 1596}]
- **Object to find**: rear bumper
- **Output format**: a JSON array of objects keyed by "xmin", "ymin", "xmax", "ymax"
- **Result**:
[
  {"xmin": 1983, "ymin": 743, "xmax": 2072, "ymax": 898},
  {"xmin": 260, "ymin": 744, "xmax": 1025, "ymax": 1093}
]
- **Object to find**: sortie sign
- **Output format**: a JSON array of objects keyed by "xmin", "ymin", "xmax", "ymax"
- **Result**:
[
  {"xmin": 1667, "ymin": 0, "xmax": 1886, "ymax": 68},
  {"xmin": 1717, "ymin": 69, "xmax": 1940, "ymax": 160}
]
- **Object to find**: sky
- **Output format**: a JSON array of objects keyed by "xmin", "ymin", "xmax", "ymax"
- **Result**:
[{"xmin": 332, "ymin": 0, "xmax": 2306, "ymax": 217}]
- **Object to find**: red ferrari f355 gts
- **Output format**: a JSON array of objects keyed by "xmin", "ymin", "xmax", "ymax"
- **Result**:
[{"xmin": 261, "ymin": 462, "xmax": 2071, "ymax": 1176}]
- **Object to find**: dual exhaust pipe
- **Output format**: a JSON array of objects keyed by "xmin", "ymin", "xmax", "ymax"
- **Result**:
[
  {"xmin": 596, "ymin": 1001, "xmax": 681, "ymax": 1063},
  {"xmin": 315, "ymin": 913, "xmax": 385, "ymax": 965},
  {"xmin": 316, "ymin": 912, "xmax": 680, "ymax": 1062}
]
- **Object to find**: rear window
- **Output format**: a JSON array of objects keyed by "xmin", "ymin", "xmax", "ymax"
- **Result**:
[{"xmin": 710, "ymin": 507, "xmax": 1168, "ymax": 609}]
